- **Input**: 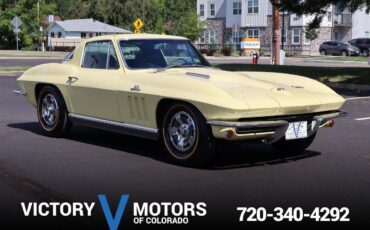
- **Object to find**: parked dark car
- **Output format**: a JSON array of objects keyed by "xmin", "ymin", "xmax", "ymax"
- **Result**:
[
  {"xmin": 319, "ymin": 41, "xmax": 360, "ymax": 56},
  {"xmin": 349, "ymin": 38, "xmax": 370, "ymax": 56}
]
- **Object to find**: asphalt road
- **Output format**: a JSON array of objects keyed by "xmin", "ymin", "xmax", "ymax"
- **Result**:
[{"xmin": 1, "ymin": 75, "xmax": 370, "ymax": 229}]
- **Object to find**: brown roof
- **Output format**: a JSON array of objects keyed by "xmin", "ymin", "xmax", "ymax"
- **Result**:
[{"xmin": 43, "ymin": 15, "xmax": 62, "ymax": 27}]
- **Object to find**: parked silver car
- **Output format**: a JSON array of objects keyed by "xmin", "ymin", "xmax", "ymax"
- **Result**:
[{"xmin": 319, "ymin": 41, "xmax": 360, "ymax": 56}]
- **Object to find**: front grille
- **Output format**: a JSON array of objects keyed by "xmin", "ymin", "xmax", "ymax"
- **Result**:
[
  {"xmin": 236, "ymin": 126, "xmax": 278, "ymax": 134},
  {"xmin": 237, "ymin": 111, "xmax": 338, "ymax": 123}
]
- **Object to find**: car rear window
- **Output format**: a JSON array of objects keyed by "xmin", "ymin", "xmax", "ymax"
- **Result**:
[{"xmin": 82, "ymin": 41, "xmax": 119, "ymax": 69}]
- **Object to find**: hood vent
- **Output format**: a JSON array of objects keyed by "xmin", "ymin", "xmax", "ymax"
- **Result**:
[{"xmin": 185, "ymin": 72, "xmax": 209, "ymax": 79}]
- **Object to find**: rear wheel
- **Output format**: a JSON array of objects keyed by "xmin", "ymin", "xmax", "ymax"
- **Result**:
[
  {"xmin": 320, "ymin": 50, "xmax": 327, "ymax": 55},
  {"xmin": 161, "ymin": 103, "xmax": 214, "ymax": 167},
  {"xmin": 272, "ymin": 132, "xmax": 316, "ymax": 154},
  {"xmin": 341, "ymin": 50, "xmax": 348, "ymax": 56},
  {"xmin": 37, "ymin": 86, "xmax": 71, "ymax": 137}
]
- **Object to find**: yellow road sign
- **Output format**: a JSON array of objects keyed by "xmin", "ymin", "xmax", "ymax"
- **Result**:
[
  {"xmin": 134, "ymin": 29, "xmax": 141, "ymax": 34},
  {"xmin": 133, "ymin": 18, "xmax": 144, "ymax": 30}
]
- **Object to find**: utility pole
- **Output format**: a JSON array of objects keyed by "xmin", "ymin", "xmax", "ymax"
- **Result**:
[
  {"xmin": 272, "ymin": 0, "xmax": 281, "ymax": 65},
  {"xmin": 142, "ymin": 0, "xmax": 146, "ymax": 30},
  {"xmin": 282, "ymin": 10, "xmax": 285, "ymax": 50},
  {"xmin": 37, "ymin": 0, "xmax": 41, "ymax": 51}
]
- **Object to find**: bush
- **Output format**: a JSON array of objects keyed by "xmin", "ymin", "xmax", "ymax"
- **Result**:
[
  {"xmin": 199, "ymin": 49, "xmax": 208, "ymax": 55},
  {"xmin": 231, "ymin": 50, "xmax": 241, "ymax": 57},
  {"xmin": 207, "ymin": 49, "xmax": 216, "ymax": 56},
  {"xmin": 221, "ymin": 47, "xmax": 231, "ymax": 56},
  {"xmin": 21, "ymin": 45, "xmax": 38, "ymax": 51},
  {"xmin": 21, "ymin": 34, "xmax": 33, "ymax": 48},
  {"xmin": 214, "ymin": 50, "xmax": 224, "ymax": 57},
  {"xmin": 285, "ymin": 50, "xmax": 293, "ymax": 57}
]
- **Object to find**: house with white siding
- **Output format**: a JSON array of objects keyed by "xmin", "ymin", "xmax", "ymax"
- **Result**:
[
  {"xmin": 196, "ymin": 0, "xmax": 370, "ymax": 55},
  {"xmin": 47, "ymin": 18, "xmax": 131, "ymax": 50}
]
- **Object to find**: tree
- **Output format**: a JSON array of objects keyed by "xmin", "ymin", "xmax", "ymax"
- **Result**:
[
  {"xmin": 0, "ymin": 0, "xmax": 56, "ymax": 49},
  {"xmin": 173, "ymin": 10, "xmax": 206, "ymax": 41},
  {"xmin": 275, "ymin": 0, "xmax": 370, "ymax": 28},
  {"xmin": 305, "ymin": 26, "xmax": 319, "ymax": 56}
]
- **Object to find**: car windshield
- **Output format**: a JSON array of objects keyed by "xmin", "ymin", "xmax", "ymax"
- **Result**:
[{"xmin": 119, "ymin": 39, "xmax": 209, "ymax": 69}]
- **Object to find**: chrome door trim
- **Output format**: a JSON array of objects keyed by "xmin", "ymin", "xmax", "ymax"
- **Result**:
[{"xmin": 68, "ymin": 113, "xmax": 159, "ymax": 140}]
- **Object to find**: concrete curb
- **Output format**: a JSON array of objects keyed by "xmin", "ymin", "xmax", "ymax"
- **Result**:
[
  {"xmin": 0, "ymin": 72, "xmax": 23, "ymax": 77},
  {"xmin": 305, "ymin": 59, "xmax": 368, "ymax": 65}
]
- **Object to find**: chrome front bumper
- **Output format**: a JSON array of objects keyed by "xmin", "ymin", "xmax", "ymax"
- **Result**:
[{"xmin": 207, "ymin": 111, "xmax": 348, "ymax": 142}]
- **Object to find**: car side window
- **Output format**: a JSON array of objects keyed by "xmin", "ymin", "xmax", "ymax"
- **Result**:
[{"xmin": 82, "ymin": 41, "xmax": 119, "ymax": 69}]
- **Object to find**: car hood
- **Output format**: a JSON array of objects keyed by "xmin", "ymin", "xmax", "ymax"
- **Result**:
[{"xmin": 171, "ymin": 67, "xmax": 345, "ymax": 116}]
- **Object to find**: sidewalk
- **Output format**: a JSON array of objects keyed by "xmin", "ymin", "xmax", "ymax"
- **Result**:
[
  {"xmin": 0, "ymin": 50, "xmax": 67, "ymax": 59},
  {"xmin": 207, "ymin": 56, "xmax": 370, "ymax": 68}
]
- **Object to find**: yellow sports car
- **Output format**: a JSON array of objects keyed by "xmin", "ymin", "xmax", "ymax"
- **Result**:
[{"xmin": 15, "ymin": 34, "xmax": 346, "ymax": 166}]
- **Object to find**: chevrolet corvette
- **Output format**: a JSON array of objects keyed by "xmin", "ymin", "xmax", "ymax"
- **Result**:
[{"xmin": 14, "ymin": 34, "xmax": 346, "ymax": 166}]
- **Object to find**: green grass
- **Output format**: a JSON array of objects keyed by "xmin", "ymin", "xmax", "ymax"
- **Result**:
[
  {"xmin": 310, "ymin": 56, "xmax": 368, "ymax": 62},
  {"xmin": 0, "ymin": 66, "xmax": 30, "ymax": 72},
  {"xmin": 215, "ymin": 64, "xmax": 370, "ymax": 85}
]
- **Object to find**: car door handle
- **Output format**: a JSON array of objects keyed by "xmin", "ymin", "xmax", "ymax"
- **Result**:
[{"xmin": 67, "ymin": 76, "xmax": 78, "ymax": 85}]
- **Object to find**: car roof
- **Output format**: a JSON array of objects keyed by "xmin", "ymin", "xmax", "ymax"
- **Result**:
[{"xmin": 83, "ymin": 33, "xmax": 189, "ymax": 43}]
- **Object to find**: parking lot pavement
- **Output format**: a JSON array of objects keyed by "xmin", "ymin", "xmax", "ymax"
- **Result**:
[{"xmin": 1, "ymin": 75, "xmax": 370, "ymax": 228}]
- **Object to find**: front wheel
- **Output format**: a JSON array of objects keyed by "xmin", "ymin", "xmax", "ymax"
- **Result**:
[
  {"xmin": 161, "ymin": 103, "xmax": 214, "ymax": 167},
  {"xmin": 37, "ymin": 86, "xmax": 71, "ymax": 137},
  {"xmin": 272, "ymin": 132, "xmax": 316, "ymax": 154},
  {"xmin": 341, "ymin": 51, "xmax": 348, "ymax": 56}
]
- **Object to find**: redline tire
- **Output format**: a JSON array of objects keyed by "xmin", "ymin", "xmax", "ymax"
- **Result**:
[
  {"xmin": 161, "ymin": 103, "xmax": 214, "ymax": 167},
  {"xmin": 37, "ymin": 86, "xmax": 71, "ymax": 137}
]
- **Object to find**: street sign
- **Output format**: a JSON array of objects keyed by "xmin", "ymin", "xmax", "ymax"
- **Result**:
[
  {"xmin": 11, "ymin": 16, "xmax": 22, "ymax": 51},
  {"xmin": 133, "ymin": 18, "xmax": 144, "ymax": 30},
  {"xmin": 11, "ymin": 16, "xmax": 22, "ymax": 28},
  {"xmin": 134, "ymin": 29, "xmax": 141, "ymax": 34}
]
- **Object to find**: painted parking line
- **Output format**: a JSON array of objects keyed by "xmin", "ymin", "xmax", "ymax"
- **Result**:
[
  {"xmin": 346, "ymin": 96, "xmax": 370, "ymax": 101},
  {"xmin": 355, "ymin": 117, "xmax": 370, "ymax": 121}
]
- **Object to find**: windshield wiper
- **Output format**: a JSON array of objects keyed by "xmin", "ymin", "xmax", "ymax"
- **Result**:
[
  {"xmin": 155, "ymin": 64, "xmax": 206, "ymax": 73},
  {"xmin": 155, "ymin": 64, "xmax": 183, "ymax": 73}
]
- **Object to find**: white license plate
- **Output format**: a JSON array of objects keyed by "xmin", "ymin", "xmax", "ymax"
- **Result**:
[{"xmin": 285, "ymin": 121, "xmax": 308, "ymax": 140}]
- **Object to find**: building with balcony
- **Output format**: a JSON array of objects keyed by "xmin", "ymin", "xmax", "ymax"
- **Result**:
[{"xmin": 196, "ymin": 0, "xmax": 370, "ymax": 55}]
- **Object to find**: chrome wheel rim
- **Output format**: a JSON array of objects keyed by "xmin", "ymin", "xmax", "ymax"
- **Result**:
[
  {"xmin": 168, "ymin": 111, "xmax": 196, "ymax": 152},
  {"xmin": 41, "ymin": 94, "xmax": 59, "ymax": 126}
]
